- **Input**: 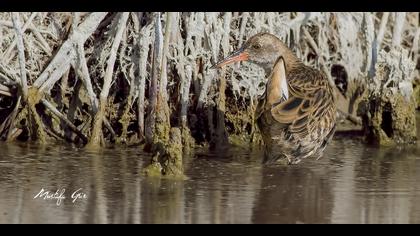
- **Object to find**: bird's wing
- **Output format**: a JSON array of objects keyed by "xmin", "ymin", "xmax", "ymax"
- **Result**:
[{"xmin": 270, "ymin": 68, "xmax": 334, "ymax": 140}]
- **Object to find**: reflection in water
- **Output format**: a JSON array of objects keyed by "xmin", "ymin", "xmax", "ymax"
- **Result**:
[
  {"xmin": 252, "ymin": 165, "xmax": 334, "ymax": 223},
  {"xmin": 0, "ymin": 131, "xmax": 419, "ymax": 223}
]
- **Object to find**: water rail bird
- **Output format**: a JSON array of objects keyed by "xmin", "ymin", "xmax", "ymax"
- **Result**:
[{"xmin": 213, "ymin": 33, "xmax": 337, "ymax": 164}]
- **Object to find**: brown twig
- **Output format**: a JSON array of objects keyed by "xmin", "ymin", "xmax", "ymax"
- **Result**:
[{"xmin": 41, "ymin": 98, "xmax": 88, "ymax": 143}]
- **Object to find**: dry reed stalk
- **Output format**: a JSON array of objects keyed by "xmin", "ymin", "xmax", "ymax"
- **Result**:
[
  {"xmin": 136, "ymin": 17, "xmax": 152, "ymax": 142},
  {"xmin": 145, "ymin": 13, "xmax": 163, "ymax": 146},
  {"xmin": 11, "ymin": 13, "xmax": 28, "ymax": 100},
  {"xmin": 89, "ymin": 12, "xmax": 129, "ymax": 147}
]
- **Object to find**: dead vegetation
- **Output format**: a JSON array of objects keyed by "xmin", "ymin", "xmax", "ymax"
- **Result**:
[{"xmin": 0, "ymin": 13, "xmax": 419, "ymax": 161}]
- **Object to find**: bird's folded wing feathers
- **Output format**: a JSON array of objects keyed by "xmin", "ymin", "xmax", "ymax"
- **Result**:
[{"xmin": 270, "ymin": 73, "xmax": 330, "ymax": 139}]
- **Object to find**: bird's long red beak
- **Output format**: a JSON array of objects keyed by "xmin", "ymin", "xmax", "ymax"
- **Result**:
[{"xmin": 211, "ymin": 49, "xmax": 249, "ymax": 69}]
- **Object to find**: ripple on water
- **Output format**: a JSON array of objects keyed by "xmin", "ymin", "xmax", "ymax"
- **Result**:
[{"xmin": 0, "ymin": 134, "xmax": 420, "ymax": 223}]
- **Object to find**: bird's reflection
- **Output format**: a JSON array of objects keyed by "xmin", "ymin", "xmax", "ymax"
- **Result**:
[{"xmin": 251, "ymin": 164, "xmax": 334, "ymax": 224}]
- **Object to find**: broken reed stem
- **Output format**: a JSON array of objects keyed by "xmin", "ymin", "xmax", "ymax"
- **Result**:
[
  {"xmin": 238, "ymin": 12, "xmax": 249, "ymax": 46},
  {"xmin": 99, "ymin": 12, "xmax": 129, "ymax": 102},
  {"xmin": 302, "ymin": 27, "xmax": 335, "ymax": 88},
  {"xmin": 75, "ymin": 43, "xmax": 98, "ymax": 112},
  {"xmin": 160, "ymin": 12, "xmax": 177, "ymax": 100},
  {"xmin": 0, "ymin": 66, "xmax": 16, "ymax": 85},
  {"xmin": 117, "ymin": 28, "xmax": 132, "ymax": 143},
  {"xmin": 41, "ymin": 98, "xmax": 88, "ymax": 143},
  {"xmin": 191, "ymin": 13, "xmax": 205, "ymax": 97},
  {"xmin": 6, "ymin": 96, "xmax": 21, "ymax": 141},
  {"xmin": 136, "ymin": 17, "xmax": 151, "ymax": 141},
  {"xmin": 33, "ymin": 12, "xmax": 108, "ymax": 93},
  {"xmin": 0, "ymin": 20, "xmax": 13, "ymax": 28},
  {"xmin": 11, "ymin": 12, "xmax": 28, "ymax": 100},
  {"xmin": 370, "ymin": 13, "xmax": 390, "ymax": 79},
  {"xmin": 412, "ymin": 28, "xmax": 420, "ymax": 63},
  {"xmin": 180, "ymin": 65, "xmax": 193, "ymax": 128},
  {"xmin": 0, "ymin": 84, "xmax": 12, "ymax": 96},
  {"xmin": 64, "ymin": 78, "xmax": 81, "ymax": 140},
  {"xmin": 197, "ymin": 13, "xmax": 221, "ymax": 110},
  {"xmin": 376, "ymin": 12, "xmax": 390, "ymax": 48},
  {"xmin": 212, "ymin": 12, "xmax": 232, "ymax": 147},
  {"xmin": 145, "ymin": 13, "xmax": 163, "ymax": 146},
  {"xmin": 338, "ymin": 109, "xmax": 362, "ymax": 126},
  {"xmin": 21, "ymin": 14, "xmax": 52, "ymax": 56},
  {"xmin": 73, "ymin": 43, "xmax": 116, "ymax": 139},
  {"xmin": 363, "ymin": 12, "xmax": 374, "ymax": 75},
  {"xmin": 2, "ymin": 12, "xmax": 37, "ymax": 64},
  {"xmin": 392, "ymin": 12, "xmax": 406, "ymax": 48},
  {"xmin": 71, "ymin": 12, "xmax": 80, "ymax": 35},
  {"xmin": 89, "ymin": 12, "xmax": 129, "ymax": 147}
]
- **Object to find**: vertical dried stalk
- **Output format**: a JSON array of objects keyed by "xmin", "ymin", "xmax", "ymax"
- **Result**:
[
  {"xmin": 392, "ymin": 12, "xmax": 406, "ymax": 47},
  {"xmin": 11, "ymin": 12, "xmax": 28, "ymax": 100},
  {"xmin": 179, "ymin": 13, "xmax": 195, "ymax": 129},
  {"xmin": 137, "ymin": 18, "xmax": 152, "ymax": 142},
  {"xmin": 197, "ymin": 13, "xmax": 219, "ymax": 109},
  {"xmin": 145, "ymin": 12, "xmax": 163, "ymax": 146},
  {"xmin": 412, "ymin": 26, "xmax": 420, "ymax": 64},
  {"xmin": 71, "ymin": 12, "xmax": 80, "ymax": 34},
  {"xmin": 180, "ymin": 65, "xmax": 193, "ymax": 128},
  {"xmin": 117, "ymin": 26, "xmax": 132, "ymax": 143},
  {"xmin": 5, "ymin": 96, "xmax": 21, "ymax": 141},
  {"xmin": 371, "ymin": 12, "xmax": 390, "ymax": 78},
  {"xmin": 94, "ymin": 13, "xmax": 129, "ymax": 101},
  {"xmin": 191, "ymin": 12, "xmax": 205, "ymax": 97},
  {"xmin": 362, "ymin": 12, "xmax": 375, "ymax": 75},
  {"xmin": 64, "ymin": 78, "xmax": 81, "ymax": 141},
  {"xmin": 376, "ymin": 12, "xmax": 390, "ymax": 48},
  {"xmin": 88, "ymin": 12, "xmax": 129, "ymax": 147},
  {"xmin": 238, "ymin": 12, "xmax": 249, "ymax": 46},
  {"xmin": 75, "ymin": 43, "xmax": 98, "ymax": 112},
  {"xmin": 160, "ymin": 12, "xmax": 177, "ymax": 100},
  {"xmin": 213, "ymin": 12, "xmax": 231, "ymax": 147}
]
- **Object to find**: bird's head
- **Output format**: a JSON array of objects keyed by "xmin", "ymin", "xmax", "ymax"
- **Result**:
[{"xmin": 212, "ymin": 33, "xmax": 295, "ymax": 74}]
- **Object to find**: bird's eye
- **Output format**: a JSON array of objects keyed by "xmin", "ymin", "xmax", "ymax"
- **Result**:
[{"xmin": 253, "ymin": 44, "xmax": 261, "ymax": 49}]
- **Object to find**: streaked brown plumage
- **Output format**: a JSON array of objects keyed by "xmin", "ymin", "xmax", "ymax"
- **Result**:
[{"xmin": 213, "ymin": 33, "xmax": 337, "ymax": 164}]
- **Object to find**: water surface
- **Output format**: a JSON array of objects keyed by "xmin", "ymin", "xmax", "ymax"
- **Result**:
[{"xmin": 0, "ymin": 123, "xmax": 419, "ymax": 223}]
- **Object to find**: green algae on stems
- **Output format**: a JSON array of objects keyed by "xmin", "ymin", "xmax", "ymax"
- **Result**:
[
  {"xmin": 360, "ymin": 47, "xmax": 417, "ymax": 146},
  {"xmin": 27, "ymin": 87, "xmax": 47, "ymax": 143},
  {"xmin": 144, "ymin": 128, "xmax": 186, "ymax": 179}
]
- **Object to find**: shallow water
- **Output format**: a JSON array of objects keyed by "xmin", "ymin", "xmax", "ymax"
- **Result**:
[{"xmin": 0, "ymin": 124, "xmax": 419, "ymax": 224}]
